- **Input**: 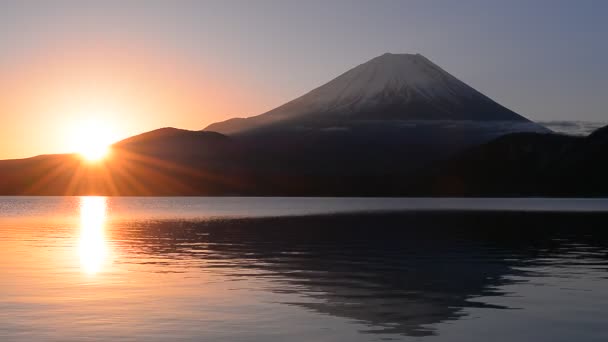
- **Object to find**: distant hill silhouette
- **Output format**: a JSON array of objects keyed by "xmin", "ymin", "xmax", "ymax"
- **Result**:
[
  {"xmin": 419, "ymin": 125, "xmax": 608, "ymax": 196},
  {"xmin": 0, "ymin": 129, "xmax": 236, "ymax": 195}
]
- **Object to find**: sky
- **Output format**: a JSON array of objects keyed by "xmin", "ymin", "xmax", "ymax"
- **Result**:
[{"xmin": 0, "ymin": 0, "xmax": 606, "ymax": 159}]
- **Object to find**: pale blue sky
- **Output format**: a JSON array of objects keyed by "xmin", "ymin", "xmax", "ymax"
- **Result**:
[{"xmin": 1, "ymin": 0, "xmax": 606, "ymax": 124}]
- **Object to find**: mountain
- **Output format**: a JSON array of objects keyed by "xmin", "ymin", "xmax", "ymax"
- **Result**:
[
  {"xmin": 206, "ymin": 53, "xmax": 546, "ymax": 135},
  {"xmin": 113, "ymin": 127, "xmax": 229, "ymax": 160},
  {"xmin": 419, "ymin": 124, "xmax": 608, "ymax": 196},
  {"xmin": 201, "ymin": 53, "xmax": 551, "ymax": 195}
]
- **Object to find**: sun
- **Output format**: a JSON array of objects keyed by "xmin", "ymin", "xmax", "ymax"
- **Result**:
[
  {"xmin": 71, "ymin": 120, "xmax": 115, "ymax": 161},
  {"xmin": 80, "ymin": 141, "xmax": 109, "ymax": 161}
]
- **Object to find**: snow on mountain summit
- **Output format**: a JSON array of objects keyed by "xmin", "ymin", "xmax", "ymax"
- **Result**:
[
  {"xmin": 206, "ymin": 53, "xmax": 546, "ymax": 135},
  {"xmin": 300, "ymin": 53, "xmax": 477, "ymax": 110}
]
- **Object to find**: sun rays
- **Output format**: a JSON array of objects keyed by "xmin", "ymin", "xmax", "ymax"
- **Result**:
[{"xmin": 19, "ymin": 144, "xmax": 233, "ymax": 196}]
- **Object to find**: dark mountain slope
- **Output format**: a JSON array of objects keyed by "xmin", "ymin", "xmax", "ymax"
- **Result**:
[{"xmin": 421, "ymin": 125, "xmax": 608, "ymax": 196}]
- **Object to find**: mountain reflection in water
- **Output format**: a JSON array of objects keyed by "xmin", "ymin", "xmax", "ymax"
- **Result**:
[{"xmin": 113, "ymin": 212, "xmax": 608, "ymax": 337}]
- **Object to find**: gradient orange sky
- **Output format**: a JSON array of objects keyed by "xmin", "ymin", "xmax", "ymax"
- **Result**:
[{"xmin": 0, "ymin": 41, "xmax": 279, "ymax": 159}]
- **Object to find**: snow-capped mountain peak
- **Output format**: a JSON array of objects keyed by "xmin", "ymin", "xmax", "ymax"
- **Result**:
[
  {"xmin": 298, "ymin": 53, "xmax": 477, "ymax": 110},
  {"xmin": 205, "ymin": 53, "xmax": 546, "ymax": 135}
]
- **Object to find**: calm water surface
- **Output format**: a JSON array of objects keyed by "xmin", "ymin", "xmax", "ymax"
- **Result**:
[{"xmin": 1, "ymin": 196, "xmax": 608, "ymax": 341}]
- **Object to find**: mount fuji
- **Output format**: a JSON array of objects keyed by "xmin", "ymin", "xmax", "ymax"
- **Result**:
[
  {"xmin": 197, "ymin": 53, "xmax": 551, "ymax": 195},
  {"xmin": 206, "ymin": 53, "xmax": 547, "ymax": 135}
]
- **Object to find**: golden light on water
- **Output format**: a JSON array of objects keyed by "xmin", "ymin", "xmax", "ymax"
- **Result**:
[{"xmin": 78, "ymin": 196, "xmax": 109, "ymax": 274}]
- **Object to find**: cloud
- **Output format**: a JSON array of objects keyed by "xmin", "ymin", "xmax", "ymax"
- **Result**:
[
  {"xmin": 320, "ymin": 126, "xmax": 350, "ymax": 132},
  {"xmin": 538, "ymin": 121, "xmax": 606, "ymax": 136}
]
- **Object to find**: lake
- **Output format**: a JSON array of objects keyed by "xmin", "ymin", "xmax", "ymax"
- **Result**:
[{"xmin": 1, "ymin": 196, "xmax": 608, "ymax": 341}]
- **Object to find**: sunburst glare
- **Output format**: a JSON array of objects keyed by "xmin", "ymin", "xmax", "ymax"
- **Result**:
[{"xmin": 71, "ymin": 120, "xmax": 115, "ymax": 161}]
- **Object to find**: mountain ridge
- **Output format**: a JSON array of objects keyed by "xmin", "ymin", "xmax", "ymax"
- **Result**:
[{"xmin": 419, "ymin": 125, "xmax": 608, "ymax": 196}]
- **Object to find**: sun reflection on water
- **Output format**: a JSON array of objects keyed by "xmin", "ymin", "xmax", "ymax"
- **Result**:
[{"xmin": 78, "ymin": 196, "xmax": 109, "ymax": 274}]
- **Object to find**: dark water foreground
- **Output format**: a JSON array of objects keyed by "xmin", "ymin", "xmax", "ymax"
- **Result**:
[{"xmin": 1, "ymin": 198, "xmax": 608, "ymax": 341}]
